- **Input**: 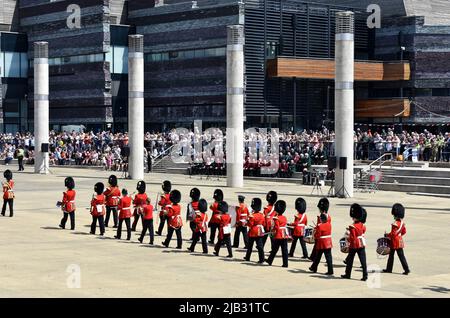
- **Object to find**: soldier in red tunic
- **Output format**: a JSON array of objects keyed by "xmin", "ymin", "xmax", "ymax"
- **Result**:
[
  {"xmin": 289, "ymin": 197, "xmax": 309, "ymax": 258},
  {"xmin": 309, "ymin": 213, "xmax": 334, "ymax": 275},
  {"xmin": 131, "ymin": 181, "xmax": 148, "ymax": 232},
  {"xmin": 90, "ymin": 182, "xmax": 106, "ymax": 236},
  {"xmin": 383, "ymin": 203, "xmax": 410, "ymax": 275},
  {"xmin": 104, "ymin": 175, "xmax": 120, "ymax": 228},
  {"xmin": 59, "ymin": 177, "xmax": 76, "ymax": 230},
  {"xmin": 138, "ymin": 198, "xmax": 154, "ymax": 245},
  {"xmin": 1, "ymin": 169, "xmax": 14, "ymax": 217},
  {"xmin": 266, "ymin": 200, "xmax": 289, "ymax": 267},
  {"xmin": 115, "ymin": 188, "xmax": 132, "ymax": 240},
  {"xmin": 213, "ymin": 201, "xmax": 233, "ymax": 258},
  {"xmin": 208, "ymin": 189, "xmax": 223, "ymax": 244},
  {"xmin": 233, "ymin": 195, "xmax": 249, "ymax": 248},
  {"xmin": 188, "ymin": 199, "xmax": 209, "ymax": 254},
  {"xmin": 309, "ymin": 197, "xmax": 331, "ymax": 261},
  {"xmin": 262, "ymin": 191, "xmax": 278, "ymax": 249},
  {"xmin": 187, "ymin": 188, "xmax": 201, "ymax": 241},
  {"xmin": 341, "ymin": 203, "xmax": 368, "ymax": 281},
  {"xmin": 244, "ymin": 198, "xmax": 265, "ymax": 263},
  {"xmin": 162, "ymin": 190, "xmax": 183, "ymax": 249},
  {"xmin": 156, "ymin": 180, "xmax": 172, "ymax": 236}
]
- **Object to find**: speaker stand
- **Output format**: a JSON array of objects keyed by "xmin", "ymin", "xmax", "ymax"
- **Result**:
[
  {"xmin": 327, "ymin": 178, "xmax": 336, "ymax": 197},
  {"xmin": 335, "ymin": 169, "xmax": 350, "ymax": 198}
]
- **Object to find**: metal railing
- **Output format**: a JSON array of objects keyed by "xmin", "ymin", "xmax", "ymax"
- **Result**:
[{"xmin": 369, "ymin": 153, "xmax": 394, "ymax": 173}]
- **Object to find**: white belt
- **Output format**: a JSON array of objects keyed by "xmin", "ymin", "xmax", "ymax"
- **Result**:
[
  {"xmin": 296, "ymin": 224, "xmax": 305, "ymax": 227},
  {"xmin": 68, "ymin": 200, "xmax": 75, "ymax": 203},
  {"xmin": 122, "ymin": 207, "xmax": 131, "ymax": 210},
  {"xmin": 320, "ymin": 235, "xmax": 331, "ymax": 239}
]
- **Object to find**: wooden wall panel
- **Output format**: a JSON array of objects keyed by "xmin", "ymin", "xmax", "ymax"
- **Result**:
[{"xmin": 356, "ymin": 99, "xmax": 411, "ymax": 118}]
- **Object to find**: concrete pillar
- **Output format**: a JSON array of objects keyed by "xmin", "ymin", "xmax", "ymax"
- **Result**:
[
  {"xmin": 226, "ymin": 25, "xmax": 245, "ymax": 188},
  {"xmin": 335, "ymin": 11, "xmax": 355, "ymax": 198},
  {"xmin": 34, "ymin": 42, "xmax": 49, "ymax": 174},
  {"xmin": 128, "ymin": 35, "xmax": 145, "ymax": 180}
]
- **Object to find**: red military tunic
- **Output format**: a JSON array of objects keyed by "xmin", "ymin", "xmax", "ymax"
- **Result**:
[
  {"xmin": 90, "ymin": 194, "xmax": 106, "ymax": 217},
  {"xmin": 3, "ymin": 180, "xmax": 14, "ymax": 200},
  {"xmin": 104, "ymin": 186, "xmax": 120, "ymax": 207},
  {"xmin": 166, "ymin": 204, "xmax": 183, "ymax": 228},
  {"xmin": 142, "ymin": 204, "xmax": 154, "ymax": 220},
  {"xmin": 248, "ymin": 211, "xmax": 265, "ymax": 238},
  {"xmin": 291, "ymin": 212, "xmax": 307, "ymax": 237},
  {"xmin": 236, "ymin": 203, "xmax": 249, "ymax": 227},
  {"xmin": 158, "ymin": 193, "xmax": 171, "ymax": 217},
  {"xmin": 272, "ymin": 215, "xmax": 289, "ymax": 240},
  {"xmin": 218, "ymin": 214, "xmax": 232, "ymax": 240},
  {"xmin": 389, "ymin": 220, "xmax": 406, "ymax": 250},
  {"xmin": 62, "ymin": 189, "xmax": 76, "ymax": 213},
  {"xmin": 347, "ymin": 222, "xmax": 366, "ymax": 249},
  {"xmin": 194, "ymin": 212, "xmax": 208, "ymax": 233},
  {"xmin": 118, "ymin": 196, "xmax": 132, "ymax": 219},
  {"xmin": 133, "ymin": 193, "xmax": 148, "ymax": 216},
  {"xmin": 314, "ymin": 221, "xmax": 332, "ymax": 250},
  {"xmin": 209, "ymin": 201, "xmax": 221, "ymax": 224},
  {"xmin": 263, "ymin": 204, "xmax": 276, "ymax": 232}
]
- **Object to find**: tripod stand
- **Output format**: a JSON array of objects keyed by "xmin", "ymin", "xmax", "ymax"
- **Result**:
[
  {"xmin": 311, "ymin": 171, "xmax": 323, "ymax": 195},
  {"xmin": 335, "ymin": 169, "xmax": 350, "ymax": 198},
  {"xmin": 39, "ymin": 153, "xmax": 53, "ymax": 175}
]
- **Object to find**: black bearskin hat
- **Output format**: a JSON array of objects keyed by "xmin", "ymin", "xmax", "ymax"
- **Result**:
[
  {"xmin": 238, "ymin": 195, "xmax": 245, "ymax": 203},
  {"xmin": 198, "ymin": 199, "xmax": 208, "ymax": 213},
  {"xmin": 274, "ymin": 200, "xmax": 287, "ymax": 214},
  {"xmin": 218, "ymin": 201, "xmax": 229, "ymax": 213},
  {"xmin": 190, "ymin": 188, "xmax": 201, "ymax": 201},
  {"xmin": 136, "ymin": 181, "xmax": 146, "ymax": 194},
  {"xmin": 122, "ymin": 188, "xmax": 128, "ymax": 196},
  {"xmin": 266, "ymin": 191, "xmax": 278, "ymax": 205},
  {"xmin": 162, "ymin": 180, "xmax": 172, "ymax": 193},
  {"xmin": 3, "ymin": 169, "xmax": 12, "ymax": 181},
  {"xmin": 360, "ymin": 208, "xmax": 368, "ymax": 224},
  {"xmin": 213, "ymin": 189, "xmax": 224, "ymax": 202},
  {"xmin": 317, "ymin": 198, "xmax": 330, "ymax": 212},
  {"xmin": 295, "ymin": 197, "xmax": 307, "ymax": 213},
  {"xmin": 350, "ymin": 203, "xmax": 363, "ymax": 220},
  {"xmin": 64, "ymin": 177, "xmax": 75, "ymax": 190},
  {"xmin": 108, "ymin": 175, "xmax": 118, "ymax": 187},
  {"xmin": 94, "ymin": 182, "xmax": 104, "ymax": 195},
  {"xmin": 251, "ymin": 198, "xmax": 262, "ymax": 212},
  {"xmin": 391, "ymin": 203, "xmax": 405, "ymax": 219},
  {"xmin": 169, "ymin": 190, "xmax": 181, "ymax": 204}
]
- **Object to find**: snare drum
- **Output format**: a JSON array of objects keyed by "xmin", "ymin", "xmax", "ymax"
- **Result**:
[
  {"xmin": 339, "ymin": 237, "xmax": 349, "ymax": 254},
  {"xmin": 376, "ymin": 237, "xmax": 391, "ymax": 256},
  {"xmin": 304, "ymin": 226, "xmax": 315, "ymax": 244}
]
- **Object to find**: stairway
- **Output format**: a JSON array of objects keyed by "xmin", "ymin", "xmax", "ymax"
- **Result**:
[{"xmin": 151, "ymin": 156, "xmax": 189, "ymax": 174}]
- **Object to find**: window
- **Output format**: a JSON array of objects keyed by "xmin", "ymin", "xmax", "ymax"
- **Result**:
[
  {"xmin": 432, "ymin": 88, "xmax": 450, "ymax": 97},
  {"xmin": 266, "ymin": 42, "xmax": 279, "ymax": 59},
  {"xmin": 415, "ymin": 88, "xmax": 432, "ymax": 97},
  {"xmin": 169, "ymin": 51, "xmax": 179, "ymax": 59}
]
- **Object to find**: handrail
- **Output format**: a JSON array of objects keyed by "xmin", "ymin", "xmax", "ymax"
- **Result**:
[
  {"xmin": 152, "ymin": 144, "xmax": 176, "ymax": 167},
  {"xmin": 402, "ymin": 148, "xmax": 414, "ymax": 167},
  {"xmin": 369, "ymin": 153, "xmax": 394, "ymax": 173}
]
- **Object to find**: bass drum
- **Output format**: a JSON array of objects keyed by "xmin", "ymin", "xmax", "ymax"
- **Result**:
[{"xmin": 376, "ymin": 237, "xmax": 391, "ymax": 256}]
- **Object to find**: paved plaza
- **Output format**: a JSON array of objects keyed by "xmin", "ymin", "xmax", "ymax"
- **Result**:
[{"xmin": 0, "ymin": 167, "xmax": 449, "ymax": 298}]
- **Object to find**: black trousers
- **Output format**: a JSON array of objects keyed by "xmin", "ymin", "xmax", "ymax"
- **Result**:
[
  {"xmin": 1, "ymin": 198, "xmax": 13, "ymax": 217},
  {"xmin": 209, "ymin": 223, "xmax": 219, "ymax": 243},
  {"xmin": 386, "ymin": 248, "xmax": 409, "ymax": 272},
  {"xmin": 60, "ymin": 212, "xmax": 75, "ymax": 230},
  {"xmin": 267, "ymin": 239, "xmax": 289, "ymax": 267},
  {"xmin": 289, "ymin": 236, "xmax": 308, "ymax": 258},
  {"xmin": 309, "ymin": 243, "xmax": 317, "ymax": 260},
  {"xmin": 105, "ymin": 206, "xmax": 118, "ymax": 227},
  {"xmin": 140, "ymin": 219, "xmax": 154, "ymax": 244},
  {"xmin": 189, "ymin": 221, "xmax": 196, "ymax": 240},
  {"xmin": 345, "ymin": 248, "xmax": 368, "ymax": 278},
  {"xmin": 18, "ymin": 156, "xmax": 24, "ymax": 171},
  {"xmin": 131, "ymin": 213, "xmax": 142, "ymax": 231},
  {"xmin": 262, "ymin": 234, "xmax": 274, "ymax": 250},
  {"xmin": 157, "ymin": 215, "xmax": 167, "ymax": 234},
  {"xmin": 164, "ymin": 227, "xmax": 182, "ymax": 248},
  {"xmin": 189, "ymin": 231, "xmax": 208, "ymax": 253},
  {"xmin": 245, "ymin": 237, "xmax": 265, "ymax": 262},
  {"xmin": 310, "ymin": 248, "xmax": 333, "ymax": 274},
  {"xmin": 91, "ymin": 215, "xmax": 105, "ymax": 235},
  {"xmin": 116, "ymin": 218, "xmax": 131, "ymax": 240},
  {"xmin": 233, "ymin": 226, "xmax": 249, "ymax": 248},
  {"xmin": 214, "ymin": 234, "xmax": 233, "ymax": 256}
]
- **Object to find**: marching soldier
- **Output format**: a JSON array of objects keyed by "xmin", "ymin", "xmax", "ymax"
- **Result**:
[
  {"xmin": 187, "ymin": 188, "xmax": 201, "ymax": 241},
  {"xmin": 213, "ymin": 201, "xmax": 233, "ymax": 258},
  {"xmin": 188, "ymin": 199, "xmax": 209, "ymax": 254},
  {"xmin": 232, "ymin": 195, "xmax": 249, "ymax": 249},
  {"xmin": 341, "ymin": 204, "xmax": 368, "ymax": 281},
  {"xmin": 1, "ymin": 169, "xmax": 14, "ymax": 217},
  {"xmin": 138, "ymin": 198, "xmax": 154, "ymax": 245},
  {"xmin": 309, "ymin": 197, "xmax": 331, "ymax": 261},
  {"xmin": 383, "ymin": 203, "xmax": 410, "ymax": 275},
  {"xmin": 90, "ymin": 182, "xmax": 106, "ymax": 236},
  {"xmin": 266, "ymin": 200, "xmax": 289, "ymax": 268},
  {"xmin": 162, "ymin": 190, "xmax": 183, "ymax": 249},
  {"xmin": 288, "ymin": 197, "xmax": 309, "ymax": 258},
  {"xmin": 209, "ymin": 189, "xmax": 224, "ymax": 244},
  {"xmin": 262, "ymin": 191, "xmax": 278, "ymax": 249},
  {"xmin": 104, "ymin": 175, "xmax": 120, "ymax": 228},
  {"xmin": 244, "ymin": 198, "xmax": 265, "ymax": 264},
  {"xmin": 131, "ymin": 181, "xmax": 148, "ymax": 232},
  {"xmin": 115, "ymin": 188, "xmax": 132, "ymax": 240},
  {"xmin": 156, "ymin": 180, "xmax": 172, "ymax": 236},
  {"xmin": 309, "ymin": 213, "xmax": 334, "ymax": 276},
  {"xmin": 59, "ymin": 177, "xmax": 76, "ymax": 230}
]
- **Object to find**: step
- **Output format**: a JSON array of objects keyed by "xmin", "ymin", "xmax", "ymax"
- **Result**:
[
  {"xmin": 378, "ymin": 182, "xmax": 450, "ymax": 195},
  {"xmin": 383, "ymin": 175, "xmax": 450, "ymax": 187},
  {"xmin": 380, "ymin": 168, "xmax": 450, "ymax": 178}
]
